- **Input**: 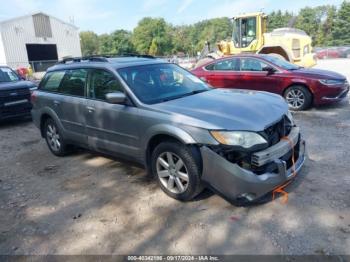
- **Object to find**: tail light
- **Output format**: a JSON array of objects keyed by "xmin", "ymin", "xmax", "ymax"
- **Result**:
[{"xmin": 30, "ymin": 91, "xmax": 37, "ymax": 104}]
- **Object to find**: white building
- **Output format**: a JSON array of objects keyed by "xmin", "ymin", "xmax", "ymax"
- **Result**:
[{"xmin": 0, "ymin": 12, "xmax": 82, "ymax": 71}]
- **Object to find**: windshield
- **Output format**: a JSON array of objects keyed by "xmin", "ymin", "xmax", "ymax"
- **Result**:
[
  {"xmin": 118, "ymin": 63, "xmax": 210, "ymax": 104},
  {"xmin": 262, "ymin": 55, "xmax": 301, "ymax": 70},
  {"xmin": 0, "ymin": 67, "xmax": 20, "ymax": 83}
]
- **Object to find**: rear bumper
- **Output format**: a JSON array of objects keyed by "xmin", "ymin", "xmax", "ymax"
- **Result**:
[{"xmin": 201, "ymin": 127, "xmax": 305, "ymax": 203}]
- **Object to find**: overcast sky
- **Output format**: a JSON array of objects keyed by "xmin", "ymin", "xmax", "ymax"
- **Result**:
[{"xmin": 0, "ymin": 0, "xmax": 345, "ymax": 34}]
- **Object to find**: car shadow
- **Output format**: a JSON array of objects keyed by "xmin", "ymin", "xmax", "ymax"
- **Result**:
[{"xmin": 0, "ymin": 117, "xmax": 32, "ymax": 129}]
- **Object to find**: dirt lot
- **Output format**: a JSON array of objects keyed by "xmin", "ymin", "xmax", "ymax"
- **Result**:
[{"xmin": 0, "ymin": 60, "xmax": 349, "ymax": 255}]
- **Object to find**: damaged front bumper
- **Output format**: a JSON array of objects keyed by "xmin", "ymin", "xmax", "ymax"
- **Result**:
[{"xmin": 201, "ymin": 127, "xmax": 305, "ymax": 203}]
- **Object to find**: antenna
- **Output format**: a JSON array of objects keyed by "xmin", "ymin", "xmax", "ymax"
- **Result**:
[{"xmin": 69, "ymin": 16, "xmax": 75, "ymax": 25}]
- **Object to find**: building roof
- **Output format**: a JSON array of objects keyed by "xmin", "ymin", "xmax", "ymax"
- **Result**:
[{"xmin": 0, "ymin": 12, "xmax": 78, "ymax": 29}]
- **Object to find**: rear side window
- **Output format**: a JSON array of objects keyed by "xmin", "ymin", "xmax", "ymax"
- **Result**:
[
  {"xmin": 59, "ymin": 69, "xmax": 87, "ymax": 97},
  {"xmin": 205, "ymin": 58, "xmax": 240, "ymax": 71},
  {"xmin": 41, "ymin": 71, "xmax": 65, "ymax": 92},
  {"xmin": 41, "ymin": 69, "xmax": 88, "ymax": 96}
]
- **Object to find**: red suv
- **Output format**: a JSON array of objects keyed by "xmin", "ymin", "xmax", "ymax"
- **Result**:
[{"xmin": 191, "ymin": 54, "xmax": 349, "ymax": 110}]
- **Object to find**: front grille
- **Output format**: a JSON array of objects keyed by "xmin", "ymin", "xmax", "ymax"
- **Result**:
[
  {"xmin": 261, "ymin": 115, "xmax": 293, "ymax": 146},
  {"xmin": 0, "ymin": 88, "xmax": 30, "ymax": 104}
]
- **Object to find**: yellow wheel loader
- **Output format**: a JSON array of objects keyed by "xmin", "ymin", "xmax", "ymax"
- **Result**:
[{"xmin": 196, "ymin": 12, "xmax": 317, "ymax": 68}]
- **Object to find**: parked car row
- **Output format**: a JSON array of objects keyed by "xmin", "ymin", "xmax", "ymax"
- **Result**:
[
  {"xmin": 2, "ymin": 54, "xmax": 348, "ymax": 206},
  {"xmin": 315, "ymin": 46, "xmax": 350, "ymax": 59}
]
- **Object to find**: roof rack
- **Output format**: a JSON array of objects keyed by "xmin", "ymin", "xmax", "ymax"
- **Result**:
[
  {"xmin": 56, "ymin": 53, "xmax": 156, "ymax": 64},
  {"xmin": 57, "ymin": 56, "xmax": 108, "ymax": 64}
]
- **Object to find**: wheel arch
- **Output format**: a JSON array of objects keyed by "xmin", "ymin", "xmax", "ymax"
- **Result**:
[
  {"xmin": 258, "ymin": 45, "xmax": 292, "ymax": 61},
  {"xmin": 283, "ymin": 83, "xmax": 313, "ymax": 98},
  {"xmin": 283, "ymin": 83, "xmax": 314, "ymax": 107},
  {"xmin": 144, "ymin": 126, "xmax": 198, "ymax": 172},
  {"xmin": 38, "ymin": 108, "xmax": 64, "ymax": 138}
]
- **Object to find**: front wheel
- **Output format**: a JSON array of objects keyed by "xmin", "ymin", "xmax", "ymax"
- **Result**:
[
  {"xmin": 284, "ymin": 85, "xmax": 312, "ymax": 111},
  {"xmin": 151, "ymin": 142, "xmax": 203, "ymax": 201}
]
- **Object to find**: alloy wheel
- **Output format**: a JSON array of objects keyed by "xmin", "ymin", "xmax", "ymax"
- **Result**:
[
  {"xmin": 286, "ymin": 89, "xmax": 305, "ymax": 109},
  {"xmin": 156, "ymin": 152, "xmax": 189, "ymax": 194},
  {"xmin": 46, "ymin": 124, "xmax": 61, "ymax": 152}
]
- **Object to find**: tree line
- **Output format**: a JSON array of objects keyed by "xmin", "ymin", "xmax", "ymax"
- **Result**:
[{"xmin": 80, "ymin": 1, "xmax": 350, "ymax": 57}]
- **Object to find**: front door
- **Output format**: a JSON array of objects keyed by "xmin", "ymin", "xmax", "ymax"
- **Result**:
[
  {"xmin": 238, "ymin": 57, "xmax": 282, "ymax": 93},
  {"xmin": 85, "ymin": 69, "xmax": 141, "ymax": 159}
]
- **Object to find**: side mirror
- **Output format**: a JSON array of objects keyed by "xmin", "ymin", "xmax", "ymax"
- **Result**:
[
  {"xmin": 262, "ymin": 66, "xmax": 276, "ymax": 74},
  {"xmin": 106, "ymin": 92, "xmax": 126, "ymax": 104}
]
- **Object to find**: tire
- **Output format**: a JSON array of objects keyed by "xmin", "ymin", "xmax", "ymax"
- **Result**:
[
  {"xmin": 44, "ymin": 118, "xmax": 69, "ymax": 156},
  {"xmin": 284, "ymin": 85, "xmax": 312, "ymax": 111},
  {"xmin": 151, "ymin": 141, "xmax": 203, "ymax": 201}
]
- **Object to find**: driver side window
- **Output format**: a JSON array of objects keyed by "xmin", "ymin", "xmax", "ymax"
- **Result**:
[
  {"xmin": 240, "ymin": 58, "xmax": 269, "ymax": 71},
  {"xmin": 89, "ymin": 70, "xmax": 123, "ymax": 100}
]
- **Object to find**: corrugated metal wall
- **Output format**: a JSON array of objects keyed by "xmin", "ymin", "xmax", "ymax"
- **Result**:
[
  {"xmin": 33, "ymin": 14, "xmax": 53, "ymax": 38},
  {"xmin": 0, "ymin": 14, "xmax": 81, "ymax": 69}
]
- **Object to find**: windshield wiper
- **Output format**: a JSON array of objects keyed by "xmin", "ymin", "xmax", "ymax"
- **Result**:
[{"xmin": 158, "ymin": 89, "xmax": 209, "ymax": 103}]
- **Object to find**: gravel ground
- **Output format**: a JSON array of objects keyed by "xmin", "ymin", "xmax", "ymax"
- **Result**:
[{"xmin": 0, "ymin": 60, "xmax": 349, "ymax": 255}]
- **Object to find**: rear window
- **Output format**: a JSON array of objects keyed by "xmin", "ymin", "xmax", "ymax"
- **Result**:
[
  {"xmin": 205, "ymin": 58, "xmax": 240, "ymax": 71},
  {"xmin": 41, "ymin": 71, "xmax": 65, "ymax": 92}
]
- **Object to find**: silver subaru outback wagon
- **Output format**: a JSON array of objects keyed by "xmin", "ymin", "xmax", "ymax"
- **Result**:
[{"xmin": 31, "ymin": 55, "xmax": 305, "ymax": 205}]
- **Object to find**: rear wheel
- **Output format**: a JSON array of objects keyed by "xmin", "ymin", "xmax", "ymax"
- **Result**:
[
  {"xmin": 151, "ymin": 142, "xmax": 203, "ymax": 201},
  {"xmin": 44, "ymin": 118, "xmax": 69, "ymax": 156},
  {"xmin": 284, "ymin": 85, "xmax": 312, "ymax": 111}
]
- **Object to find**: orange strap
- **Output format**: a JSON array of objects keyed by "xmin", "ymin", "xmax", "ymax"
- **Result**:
[{"xmin": 272, "ymin": 136, "xmax": 296, "ymax": 204}]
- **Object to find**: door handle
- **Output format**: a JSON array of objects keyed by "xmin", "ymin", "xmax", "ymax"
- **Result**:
[
  {"xmin": 53, "ymin": 100, "xmax": 60, "ymax": 106},
  {"xmin": 86, "ymin": 106, "xmax": 95, "ymax": 113}
]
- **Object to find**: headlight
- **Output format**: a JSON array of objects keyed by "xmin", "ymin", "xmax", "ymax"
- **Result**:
[
  {"xmin": 29, "ymin": 86, "xmax": 38, "ymax": 91},
  {"xmin": 319, "ymin": 79, "xmax": 344, "ymax": 86},
  {"xmin": 210, "ymin": 131, "xmax": 267, "ymax": 148}
]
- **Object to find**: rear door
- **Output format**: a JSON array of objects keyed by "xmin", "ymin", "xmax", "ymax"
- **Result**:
[
  {"xmin": 85, "ymin": 69, "xmax": 141, "ymax": 158},
  {"xmin": 203, "ymin": 58, "xmax": 241, "ymax": 88},
  {"xmin": 56, "ymin": 69, "xmax": 89, "ymax": 145},
  {"xmin": 238, "ymin": 57, "xmax": 282, "ymax": 93},
  {"xmin": 39, "ymin": 69, "xmax": 88, "ymax": 145}
]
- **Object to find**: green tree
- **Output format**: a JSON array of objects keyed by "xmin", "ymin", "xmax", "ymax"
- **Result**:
[
  {"xmin": 332, "ymin": 1, "xmax": 350, "ymax": 45},
  {"xmin": 149, "ymin": 38, "xmax": 159, "ymax": 55},
  {"xmin": 132, "ymin": 17, "xmax": 173, "ymax": 55},
  {"xmin": 80, "ymin": 31, "xmax": 99, "ymax": 56},
  {"xmin": 110, "ymin": 30, "xmax": 135, "ymax": 54},
  {"xmin": 99, "ymin": 33, "xmax": 113, "ymax": 54},
  {"xmin": 268, "ymin": 10, "xmax": 294, "ymax": 31}
]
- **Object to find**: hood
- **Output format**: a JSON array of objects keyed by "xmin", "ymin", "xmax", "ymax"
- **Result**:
[
  {"xmin": 152, "ymin": 89, "xmax": 288, "ymax": 131},
  {"xmin": 291, "ymin": 68, "xmax": 346, "ymax": 80},
  {"xmin": 0, "ymin": 80, "xmax": 37, "ymax": 91}
]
